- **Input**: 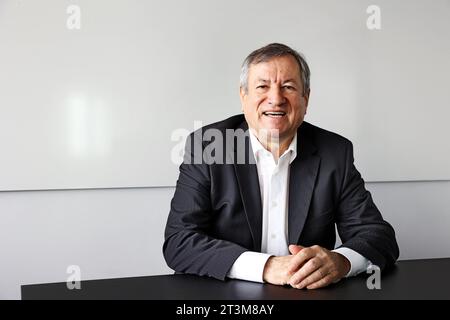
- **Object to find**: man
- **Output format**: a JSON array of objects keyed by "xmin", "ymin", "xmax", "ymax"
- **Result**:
[{"xmin": 163, "ymin": 43, "xmax": 399, "ymax": 289}]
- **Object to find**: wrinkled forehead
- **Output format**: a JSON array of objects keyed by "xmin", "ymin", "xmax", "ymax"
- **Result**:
[{"xmin": 248, "ymin": 55, "xmax": 302, "ymax": 83}]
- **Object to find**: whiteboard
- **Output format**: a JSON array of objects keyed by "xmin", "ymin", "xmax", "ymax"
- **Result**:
[{"xmin": 1, "ymin": 0, "xmax": 449, "ymax": 191}]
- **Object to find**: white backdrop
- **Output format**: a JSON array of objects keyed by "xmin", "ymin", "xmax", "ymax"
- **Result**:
[{"xmin": 1, "ymin": 0, "xmax": 449, "ymax": 191}]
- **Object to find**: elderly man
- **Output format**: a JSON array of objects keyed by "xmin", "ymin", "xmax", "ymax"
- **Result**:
[{"xmin": 163, "ymin": 43, "xmax": 399, "ymax": 289}]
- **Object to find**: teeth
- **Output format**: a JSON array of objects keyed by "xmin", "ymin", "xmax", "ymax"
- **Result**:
[{"xmin": 264, "ymin": 111, "xmax": 286, "ymax": 116}]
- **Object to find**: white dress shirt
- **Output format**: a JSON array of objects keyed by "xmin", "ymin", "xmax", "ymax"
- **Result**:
[{"xmin": 227, "ymin": 130, "xmax": 371, "ymax": 283}]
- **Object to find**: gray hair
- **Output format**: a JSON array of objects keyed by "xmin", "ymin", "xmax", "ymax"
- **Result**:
[{"xmin": 239, "ymin": 43, "xmax": 311, "ymax": 94}]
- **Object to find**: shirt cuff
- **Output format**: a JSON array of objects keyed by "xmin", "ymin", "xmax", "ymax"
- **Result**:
[
  {"xmin": 227, "ymin": 251, "xmax": 273, "ymax": 283},
  {"xmin": 332, "ymin": 247, "xmax": 372, "ymax": 278}
]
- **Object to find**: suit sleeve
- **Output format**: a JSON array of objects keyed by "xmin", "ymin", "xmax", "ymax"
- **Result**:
[
  {"xmin": 162, "ymin": 132, "xmax": 248, "ymax": 280},
  {"xmin": 336, "ymin": 141, "xmax": 400, "ymax": 271}
]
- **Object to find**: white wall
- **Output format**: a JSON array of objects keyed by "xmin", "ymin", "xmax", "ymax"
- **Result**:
[
  {"xmin": 1, "ymin": 181, "xmax": 449, "ymax": 299},
  {"xmin": 2, "ymin": 0, "xmax": 450, "ymax": 190}
]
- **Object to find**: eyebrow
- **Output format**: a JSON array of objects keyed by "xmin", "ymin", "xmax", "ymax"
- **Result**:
[
  {"xmin": 282, "ymin": 79, "xmax": 299, "ymax": 84},
  {"xmin": 255, "ymin": 78, "xmax": 299, "ymax": 84}
]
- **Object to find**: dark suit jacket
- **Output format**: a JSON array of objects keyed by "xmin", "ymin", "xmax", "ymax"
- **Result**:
[{"xmin": 163, "ymin": 114, "xmax": 399, "ymax": 280}]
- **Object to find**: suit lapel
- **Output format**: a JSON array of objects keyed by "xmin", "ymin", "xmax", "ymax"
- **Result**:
[
  {"xmin": 232, "ymin": 121, "xmax": 262, "ymax": 252},
  {"xmin": 288, "ymin": 124, "xmax": 320, "ymax": 245}
]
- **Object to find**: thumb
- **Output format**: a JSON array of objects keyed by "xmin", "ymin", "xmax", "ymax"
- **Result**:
[{"xmin": 289, "ymin": 244, "xmax": 304, "ymax": 255}]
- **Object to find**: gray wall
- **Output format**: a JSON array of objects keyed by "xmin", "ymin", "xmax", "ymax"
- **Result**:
[{"xmin": 1, "ymin": 181, "xmax": 449, "ymax": 299}]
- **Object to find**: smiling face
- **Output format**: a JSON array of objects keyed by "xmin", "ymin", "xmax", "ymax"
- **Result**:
[{"xmin": 240, "ymin": 55, "xmax": 309, "ymax": 146}]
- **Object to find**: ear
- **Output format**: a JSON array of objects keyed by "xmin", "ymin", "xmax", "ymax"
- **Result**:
[
  {"xmin": 303, "ymin": 88, "xmax": 310, "ymax": 115},
  {"xmin": 239, "ymin": 86, "xmax": 247, "ymax": 112}
]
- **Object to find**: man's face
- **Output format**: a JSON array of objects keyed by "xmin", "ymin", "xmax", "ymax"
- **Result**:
[{"xmin": 240, "ymin": 55, "xmax": 309, "ymax": 143}]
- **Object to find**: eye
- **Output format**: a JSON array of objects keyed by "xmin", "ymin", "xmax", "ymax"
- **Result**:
[
  {"xmin": 256, "ymin": 85, "xmax": 268, "ymax": 89},
  {"xmin": 283, "ymin": 85, "xmax": 296, "ymax": 91}
]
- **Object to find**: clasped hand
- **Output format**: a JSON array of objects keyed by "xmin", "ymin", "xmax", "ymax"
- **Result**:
[{"xmin": 262, "ymin": 245, "xmax": 350, "ymax": 289}]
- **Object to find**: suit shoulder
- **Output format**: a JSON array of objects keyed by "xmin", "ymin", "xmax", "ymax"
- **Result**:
[
  {"xmin": 301, "ymin": 121, "xmax": 353, "ymax": 150},
  {"xmin": 201, "ymin": 114, "xmax": 246, "ymax": 131},
  {"xmin": 186, "ymin": 114, "xmax": 247, "ymax": 152}
]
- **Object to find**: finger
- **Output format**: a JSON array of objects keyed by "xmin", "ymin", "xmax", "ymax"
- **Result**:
[
  {"xmin": 287, "ymin": 247, "xmax": 316, "ymax": 273},
  {"xmin": 289, "ymin": 257, "xmax": 322, "ymax": 286},
  {"xmin": 305, "ymin": 273, "xmax": 335, "ymax": 290},
  {"xmin": 295, "ymin": 267, "xmax": 329, "ymax": 289},
  {"xmin": 288, "ymin": 244, "xmax": 304, "ymax": 255}
]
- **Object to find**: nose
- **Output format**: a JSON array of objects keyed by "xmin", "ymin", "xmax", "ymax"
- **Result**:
[{"xmin": 267, "ymin": 86, "xmax": 286, "ymax": 107}]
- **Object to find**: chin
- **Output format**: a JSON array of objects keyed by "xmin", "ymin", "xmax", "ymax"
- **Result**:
[{"xmin": 259, "ymin": 127, "xmax": 288, "ymax": 139}]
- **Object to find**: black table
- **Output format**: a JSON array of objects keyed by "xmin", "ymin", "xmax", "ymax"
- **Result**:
[{"xmin": 21, "ymin": 258, "xmax": 450, "ymax": 300}]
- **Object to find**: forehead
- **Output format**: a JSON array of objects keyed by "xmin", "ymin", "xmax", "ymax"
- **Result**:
[{"xmin": 248, "ymin": 55, "xmax": 301, "ymax": 82}]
